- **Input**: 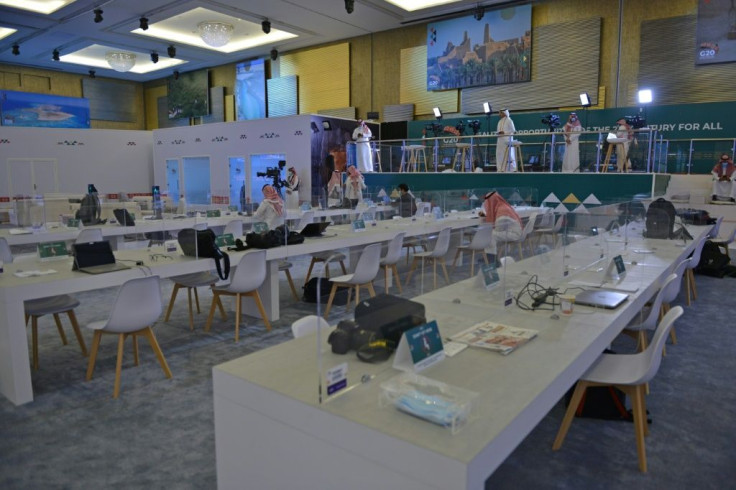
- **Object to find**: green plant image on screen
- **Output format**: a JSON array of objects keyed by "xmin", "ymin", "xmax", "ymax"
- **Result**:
[{"xmin": 167, "ymin": 69, "xmax": 209, "ymax": 119}]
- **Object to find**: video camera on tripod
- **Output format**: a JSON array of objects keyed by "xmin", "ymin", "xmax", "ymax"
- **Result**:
[
  {"xmin": 541, "ymin": 113, "xmax": 561, "ymax": 131},
  {"xmin": 257, "ymin": 160, "xmax": 288, "ymax": 191},
  {"xmin": 624, "ymin": 115, "xmax": 647, "ymax": 129},
  {"xmin": 467, "ymin": 120, "xmax": 481, "ymax": 135}
]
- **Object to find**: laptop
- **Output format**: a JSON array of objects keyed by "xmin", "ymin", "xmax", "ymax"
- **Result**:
[
  {"xmin": 574, "ymin": 289, "xmax": 629, "ymax": 309},
  {"xmin": 300, "ymin": 222, "xmax": 330, "ymax": 237},
  {"xmin": 113, "ymin": 208, "xmax": 136, "ymax": 226},
  {"xmin": 72, "ymin": 241, "xmax": 131, "ymax": 274}
]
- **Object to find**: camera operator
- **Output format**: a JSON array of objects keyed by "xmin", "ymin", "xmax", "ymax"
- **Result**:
[
  {"xmin": 496, "ymin": 108, "xmax": 517, "ymax": 172},
  {"xmin": 562, "ymin": 113, "xmax": 582, "ymax": 173},
  {"xmin": 615, "ymin": 117, "xmax": 635, "ymax": 172},
  {"xmin": 253, "ymin": 184, "xmax": 285, "ymax": 230}
]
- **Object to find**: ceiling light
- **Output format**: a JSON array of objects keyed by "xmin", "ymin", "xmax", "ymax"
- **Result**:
[
  {"xmin": 483, "ymin": 102, "xmax": 492, "ymax": 114},
  {"xmin": 270, "ymin": 48, "xmax": 278, "ymax": 61},
  {"xmin": 262, "ymin": 20, "xmax": 271, "ymax": 34},
  {"xmin": 197, "ymin": 21, "xmax": 234, "ymax": 48},
  {"xmin": 167, "ymin": 45, "xmax": 176, "ymax": 58},
  {"xmin": 638, "ymin": 89, "xmax": 653, "ymax": 104},
  {"xmin": 93, "ymin": 9, "xmax": 103, "ymax": 23},
  {"xmin": 139, "ymin": 17, "xmax": 149, "ymax": 31},
  {"xmin": 0, "ymin": 0, "xmax": 76, "ymax": 14},
  {"xmin": 89, "ymin": 70, "xmax": 96, "ymax": 78},
  {"xmin": 579, "ymin": 92, "xmax": 591, "ymax": 107},
  {"xmin": 150, "ymin": 51, "xmax": 159, "ymax": 63},
  {"xmin": 474, "ymin": 4, "xmax": 484, "ymax": 21},
  {"xmin": 0, "ymin": 27, "xmax": 18, "ymax": 42},
  {"xmin": 383, "ymin": 0, "xmax": 461, "ymax": 12},
  {"xmin": 433, "ymin": 107, "xmax": 442, "ymax": 120},
  {"xmin": 52, "ymin": 49, "xmax": 60, "ymax": 61},
  {"xmin": 105, "ymin": 51, "xmax": 136, "ymax": 72},
  {"xmin": 12, "ymin": 44, "xmax": 19, "ymax": 56},
  {"xmin": 345, "ymin": 0, "xmax": 355, "ymax": 14}
]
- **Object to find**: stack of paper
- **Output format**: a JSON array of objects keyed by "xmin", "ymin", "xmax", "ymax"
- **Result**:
[{"xmin": 451, "ymin": 321, "xmax": 537, "ymax": 355}]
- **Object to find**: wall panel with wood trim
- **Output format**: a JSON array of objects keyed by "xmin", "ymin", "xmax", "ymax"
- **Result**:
[
  {"xmin": 400, "ymin": 45, "xmax": 459, "ymax": 117},
  {"xmin": 280, "ymin": 43, "xmax": 350, "ymax": 114}
]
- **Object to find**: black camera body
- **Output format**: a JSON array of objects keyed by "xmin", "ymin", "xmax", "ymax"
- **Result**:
[
  {"xmin": 467, "ymin": 120, "xmax": 481, "ymax": 135},
  {"xmin": 624, "ymin": 115, "xmax": 647, "ymax": 129},
  {"xmin": 424, "ymin": 123, "xmax": 442, "ymax": 137},
  {"xmin": 541, "ymin": 113, "xmax": 561, "ymax": 130},
  {"xmin": 328, "ymin": 320, "xmax": 379, "ymax": 354},
  {"xmin": 256, "ymin": 160, "xmax": 288, "ymax": 190}
]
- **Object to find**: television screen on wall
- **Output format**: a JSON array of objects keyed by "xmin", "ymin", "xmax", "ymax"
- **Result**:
[
  {"xmin": 0, "ymin": 90, "xmax": 91, "ymax": 128},
  {"xmin": 167, "ymin": 69, "xmax": 209, "ymax": 119},
  {"xmin": 695, "ymin": 0, "xmax": 736, "ymax": 65},
  {"xmin": 426, "ymin": 4, "xmax": 532, "ymax": 91},
  {"xmin": 235, "ymin": 58, "xmax": 266, "ymax": 120}
]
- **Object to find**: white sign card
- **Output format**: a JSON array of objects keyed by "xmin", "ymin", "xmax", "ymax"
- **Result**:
[
  {"xmin": 392, "ymin": 320, "xmax": 445, "ymax": 373},
  {"xmin": 352, "ymin": 219, "xmax": 366, "ymax": 232},
  {"xmin": 326, "ymin": 363, "xmax": 348, "ymax": 396}
]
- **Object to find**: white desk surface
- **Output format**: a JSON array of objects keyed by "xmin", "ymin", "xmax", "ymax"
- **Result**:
[{"xmin": 211, "ymin": 225, "xmax": 710, "ymax": 490}]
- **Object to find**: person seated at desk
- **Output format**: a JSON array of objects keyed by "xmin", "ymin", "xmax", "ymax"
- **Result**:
[
  {"xmin": 345, "ymin": 166, "xmax": 366, "ymax": 208},
  {"xmin": 711, "ymin": 153, "xmax": 736, "ymax": 203},
  {"xmin": 395, "ymin": 183, "xmax": 417, "ymax": 217},
  {"xmin": 478, "ymin": 191, "xmax": 523, "ymax": 257},
  {"xmin": 253, "ymin": 184, "xmax": 284, "ymax": 230}
]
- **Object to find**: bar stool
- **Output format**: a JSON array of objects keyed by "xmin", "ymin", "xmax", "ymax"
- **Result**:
[
  {"xmin": 453, "ymin": 142, "xmax": 474, "ymax": 172},
  {"xmin": 371, "ymin": 141, "xmax": 382, "ymax": 172},
  {"xmin": 501, "ymin": 141, "xmax": 524, "ymax": 172},
  {"xmin": 602, "ymin": 137, "xmax": 628, "ymax": 173},
  {"xmin": 401, "ymin": 145, "xmax": 428, "ymax": 172}
]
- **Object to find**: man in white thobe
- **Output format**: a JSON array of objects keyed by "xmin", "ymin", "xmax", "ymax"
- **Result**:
[{"xmin": 496, "ymin": 109, "xmax": 517, "ymax": 172}]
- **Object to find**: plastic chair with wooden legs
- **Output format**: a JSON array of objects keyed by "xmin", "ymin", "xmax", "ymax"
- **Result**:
[
  {"xmin": 25, "ymin": 295, "xmax": 88, "ymax": 370},
  {"xmin": 684, "ymin": 236, "xmax": 708, "ymax": 305},
  {"xmin": 205, "ymin": 250, "xmax": 271, "ymax": 342},
  {"xmin": 405, "ymin": 227, "xmax": 452, "ymax": 289},
  {"xmin": 85, "ymin": 275, "xmax": 171, "ymax": 399},
  {"xmin": 379, "ymin": 232, "xmax": 406, "ymax": 294},
  {"xmin": 324, "ymin": 243, "xmax": 382, "ymax": 318},
  {"xmin": 711, "ymin": 226, "xmax": 736, "ymax": 259},
  {"xmin": 164, "ymin": 271, "xmax": 225, "ymax": 331},
  {"xmin": 304, "ymin": 251, "xmax": 347, "ymax": 286},
  {"xmin": 659, "ymin": 258, "xmax": 691, "ymax": 347},
  {"xmin": 622, "ymin": 273, "xmax": 678, "ymax": 352},
  {"xmin": 553, "ymin": 306, "xmax": 684, "ymax": 473},
  {"xmin": 451, "ymin": 225, "xmax": 493, "ymax": 277}
]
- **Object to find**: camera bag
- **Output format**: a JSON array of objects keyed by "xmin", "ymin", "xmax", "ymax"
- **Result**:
[{"xmin": 177, "ymin": 228, "xmax": 230, "ymax": 280}]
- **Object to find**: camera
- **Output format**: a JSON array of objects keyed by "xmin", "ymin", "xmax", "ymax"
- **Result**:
[
  {"xmin": 424, "ymin": 123, "xmax": 442, "ymax": 137},
  {"xmin": 624, "ymin": 115, "xmax": 647, "ymax": 129},
  {"xmin": 256, "ymin": 160, "xmax": 288, "ymax": 190},
  {"xmin": 467, "ymin": 120, "xmax": 481, "ymax": 135},
  {"xmin": 328, "ymin": 320, "xmax": 378, "ymax": 354},
  {"xmin": 455, "ymin": 121, "xmax": 465, "ymax": 135},
  {"xmin": 541, "ymin": 113, "xmax": 561, "ymax": 130}
]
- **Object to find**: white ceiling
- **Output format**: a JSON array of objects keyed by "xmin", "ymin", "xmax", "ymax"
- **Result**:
[{"xmin": 0, "ymin": 0, "xmax": 519, "ymax": 81}]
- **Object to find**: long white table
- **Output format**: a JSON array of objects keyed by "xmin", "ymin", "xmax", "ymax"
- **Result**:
[{"xmin": 211, "ymin": 224, "xmax": 710, "ymax": 490}]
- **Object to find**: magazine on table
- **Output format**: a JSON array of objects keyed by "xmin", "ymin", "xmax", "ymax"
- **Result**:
[{"xmin": 450, "ymin": 321, "xmax": 538, "ymax": 355}]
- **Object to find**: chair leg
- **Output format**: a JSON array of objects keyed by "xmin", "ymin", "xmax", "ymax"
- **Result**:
[
  {"xmin": 164, "ymin": 283, "xmax": 182, "ymax": 322},
  {"xmin": 113, "ymin": 333, "xmax": 125, "ymax": 399},
  {"xmin": 552, "ymin": 380, "xmax": 589, "ymax": 450},
  {"xmin": 67, "ymin": 310, "xmax": 87, "ymax": 356},
  {"xmin": 132, "ymin": 333, "xmax": 139, "ymax": 366},
  {"xmin": 31, "ymin": 317, "xmax": 39, "ymax": 371},
  {"xmin": 86, "ymin": 331, "xmax": 102, "ymax": 381},
  {"xmin": 215, "ymin": 288, "xmax": 227, "ymax": 320},
  {"xmin": 629, "ymin": 384, "xmax": 648, "ymax": 472},
  {"xmin": 405, "ymin": 257, "xmax": 419, "ymax": 285},
  {"xmin": 451, "ymin": 248, "xmax": 462, "ymax": 272},
  {"xmin": 469, "ymin": 250, "xmax": 476, "ymax": 277},
  {"xmin": 366, "ymin": 282, "xmax": 377, "ymax": 298},
  {"xmin": 186, "ymin": 287, "xmax": 195, "ymax": 331},
  {"xmin": 433, "ymin": 258, "xmax": 438, "ymax": 289},
  {"xmin": 669, "ymin": 326, "xmax": 678, "ymax": 345},
  {"xmin": 250, "ymin": 291, "xmax": 272, "ymax": 331},
  {"xmin": 53, "ymin": 313, "xmax": 69, "ymax": 345},
  {"xmin": 392, "ymin": 264, "xmax": 403, "ymax": 294},
  {"xmin": 689, "ymin": 268, "xmax": 698, "ymax": 301},
  {"xmin": 234, "ymin": 293, "xmax": 242, "ymax": 343},
  {"xmin": 304, "ymin": 258, "xmax": 317, "ymax": 286},
  {"xmin": 193, "ymin": 287, "xmax": 201, "ymax": 313},
  {"xmin": 383, "ymin": 266, "xmax": 390, "ymax": 294},
  {"xmin": 324, "ymin": 283, "xmax": 340, "ymax": 318},
  {"xmin": 439, "ymin": 258, "xmax": 450, "ymax": 285},
  {"xmin": 204, "ymin": 292, "xmax": 222, "ymax": 332},
  {"xmin": 142, "ymin": 326, "xmax": 173, "ymax": 379},
  {"xmin": 283, "ymin": 269, "xmax": 300, "ymax": 301}
]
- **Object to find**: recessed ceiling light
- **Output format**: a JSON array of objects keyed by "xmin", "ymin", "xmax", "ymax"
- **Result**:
[
  {"xmin": 0, "ymin": 0, "xmax": 78, "ymax": 15},
  {"xmin": 59, "ymin": 44, "xmax": 186, "ymax": 74},
  {"xmin": 0, "ymin": 27, "xmax": 17, "ymax": 42},
  {"xmin": 383, "ymin": 0, "xmax": 461, "ymax": 12}
]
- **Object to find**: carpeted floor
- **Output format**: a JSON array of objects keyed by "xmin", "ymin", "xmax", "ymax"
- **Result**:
[{"xmin": 0, "ymin": 253, "xmax": 734, "ymax": 490}]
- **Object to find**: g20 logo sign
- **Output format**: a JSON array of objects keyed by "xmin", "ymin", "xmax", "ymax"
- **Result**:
[{"xmin": 699, "ymin": 49, "xmax": 716, "ymax": 59}]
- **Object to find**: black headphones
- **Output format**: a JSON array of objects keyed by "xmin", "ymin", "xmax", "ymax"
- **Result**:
[{"xmin": 227, "ymin": 238, "xmax": 248, "ymax": 252}]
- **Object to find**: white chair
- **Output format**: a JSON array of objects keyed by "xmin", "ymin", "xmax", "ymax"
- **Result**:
[
  {"xmin": 85, "ymin": 275, "xmax": 172, "ymax": 399},
  {"xmin": 205, "ymin": 250, "xmax": 271, "ymax": 342},
  {"xmin": 405, "ymin": 227, "xmax": 452, "ymax": 289},
  {"xmin": 379, "ymin": 232, "xmax": 406, "ymax": 294},
  {"xmin": 553, "ymin": 306, "xmax": 684, "ymax": 473},
  {"xmin": 279, "ymin": 261, "xmax": 300, "ymax": 301},
  {"xmin": 533, "ymin": 213, "xmax": 564, "ymax": 248},
  {"xmin": 451, "ymin": 225, "xmax": 493, "ymax": 277},
  {"xmin": 498, "ymin": 256, "xmax": 515, "ymax": 267},
  {"xmin": 497, "ymin": 212, "xmax": 537, "ymax": 259},
  {"xmin": 659, "ymin": 258, "xmax": 691, "ymax": 346},
  {"xmin": 707, "ymin": 216, "xmax": 723, "ymax": 239},
  {"xmin": 164, "ymin": 271, "xmax": 225, "ymax": 331},
  {"xmin": 25, "ymin": 295, "xmax": 88, "ymax": 370},
  {"xmin": 711, "ymin": 225, "xmax": 736, "ymax": 258},
  {"xmin": 0, "ymin": 237, "xmax": 12, "ymax": 263},
  {"xmin": 684, "ymin": 236, "xmax": 708, "ymax": 305},
  {"xmin": 75, "ymin": 228, "xmax": 103, "ymax": 243},
  {"xmin": 622, "ymin": 273, "xmax": 678, "ymax": 352},
  {"xmin": 223, "ymin": 219, "xmax": 244, "ymax": 238},
  {"xmin": 304, "ymin": 251, "xmax": 347, "ymax": 285},
  {"xmin": 291, "ymin": 315, "xmax": 330, "ymax": 339},
  {"xmin": 324, "ymin": 243, "xmax": 382, "ymax": 318}
]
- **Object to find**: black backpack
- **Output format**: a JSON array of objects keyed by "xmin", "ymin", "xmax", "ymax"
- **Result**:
[
  {"xmin": 75, "ymin": 193, "xmax": 102, "ymax": 226},
  {"xmin": 302, "ymin": 277, "xmax": 349, "ymax": 305},
  {"xmin": 177, "ymin": 228, "xmax": 230, "ymax": 280},
  {"xmin": 696, "ymin": 240, "xmax": 730, "ymax": 277},
  {"xmin": 644, "ymin": 198, "xmax": 676, "ymax": 239}
]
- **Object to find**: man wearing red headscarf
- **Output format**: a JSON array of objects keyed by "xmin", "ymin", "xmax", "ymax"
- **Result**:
[
  {"xmin": 711, "ymin": 153, "xmax": 736, "ymax": 202},
  {"xmin": 479, "ymin": 191, "xmax": 522, "ymax": 256},
  {"xmin": 345, "ymin": 165, "xmax": 366, "ymax": 208},
  {"xmin": 253, "ymin": 184, "xmax": 285, "ymax": 230}
]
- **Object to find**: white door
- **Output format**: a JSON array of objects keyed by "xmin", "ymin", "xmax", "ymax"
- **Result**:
[{"xmin": 7, "ymin": 158, "xmax": 58, "ymax": 196}]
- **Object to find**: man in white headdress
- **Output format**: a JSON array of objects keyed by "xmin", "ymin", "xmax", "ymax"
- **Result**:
[
  {"xmin": 496, "ymin": 109, "xmax": 517, "ymax": 172},
  {"xmin": 352, "ymin": 119, "xmax": 374, "ymax": 173},
  {"xmin": 562, "ymin": 112, "xmax": 582, "ymax": 173}
]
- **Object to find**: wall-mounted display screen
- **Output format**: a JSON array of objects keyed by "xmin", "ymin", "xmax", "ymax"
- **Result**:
[
  {"xmin": 695, "ymin": 0, "xmax": 736, "ymax": 65},
  {"xmin": 235, "ymin": 58, "xmax": 266, "ymax": 120},
  {"xmin": 0, "ymin": 90, "xmax": 91, "ymax": 128},
  {"xmin": 167, "ymin": 69, "xmax": 209, "ymax": 119},
  {"xmin": 426, "ymin": 4, "xmax": 532, "ymax": 91}
]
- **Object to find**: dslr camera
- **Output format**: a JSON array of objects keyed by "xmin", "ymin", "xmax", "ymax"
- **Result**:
[
  {"xmin": 541, "ymin": 113, "xmax": 561, "ymax": 130},
  {"xmin": 256, "ymin": 160, "xmax": 287, "ymax": 190},
  {"xmin": 467, "ymin": 119, "xmax": 481, "ymax": 134},
  {"xmin": 624, "ymin": 115, "xmax": 647, "ymax": 129}
]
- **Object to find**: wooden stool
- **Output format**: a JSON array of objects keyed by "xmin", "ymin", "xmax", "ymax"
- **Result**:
[
  {"xmin": 403, "ymin": 145, "xmax": 427, "ymax": 172},
  {"xmin": 602, "ymin": 138, "xmax": 628, "ymax": 173},
  {"xmin": 453, "ymin": 143, "xmax": 474, "ymax": 172},
  {"xmin": 501, "ymin": 141, "xmax": 524, "ymax": 172}
]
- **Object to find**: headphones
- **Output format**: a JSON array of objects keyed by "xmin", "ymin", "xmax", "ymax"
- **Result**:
[{"xmin": 227, "ymin": 238, "xmax": 248, "ymax": 252}]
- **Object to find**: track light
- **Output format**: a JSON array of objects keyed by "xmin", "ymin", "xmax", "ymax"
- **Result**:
[
  {"xmin": 12, "ymin": 44, "xmax": 19, "ymax": 56},
  {"xmin": 139, "ymin": 17, "xmax": 149, "ymax": 31},
  {"xmin": 345, "ymin": 0, "xmax": 354, "ymax": 14},
  {"xmin": 89, "ymin": 70, "xmax": 96, "ymax": 78},
  {"xmin": 270, "ymin": 48, "xmax": 278, "ymax": 61},
  {"xmin": 433, "ymin": 107, "xmax": 442, "ymax": 120},
  {"xmin": 483, "ymin": 102, "xmax": 492, "ymax": 114},
  {"xmin": 52, "ymin": 49, "xmax": 60, "ymax": 61},
  {"xmin": 167, "ymin": 45, "xmax": 176, "ymax": 58},
  {"xmin": 262, "ymin": 19, "xmax": 271, "ymax": 34},
  {"xmin": 150, "ymin": 51, "xmax": 159, "ymax": 63},
  {"xmin": 474, "ymin": 4, "xmax": 485, "ymax": 21},
  {"xmin": 173, "ymin": 70, "xmax": 179, "ymax": 80},
  {"xmin": 579, "ymin": 92, "xmax": 591, "ymax": 107},
  {"xmin": 93, "ymin": 9, "xmax": 103, "ymax": 23}
]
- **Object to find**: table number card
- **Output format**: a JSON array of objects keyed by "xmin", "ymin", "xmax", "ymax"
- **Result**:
[
  {"xmin": 476, "ymin": 263, "xmax": 500, "ymax": 291},
  {"xmin": 252, "ymin": 222, "xmax": 269, "ymax": 234},
  {"xmin": 206, "ymin": 209, "xmax": 221, "ymax": 218},
  {"xmin": 215, "ymin": 233, "xmax": 235, "ymax": 247},
  {"xmin": 393, "ymin": 320, "xmax": 445, "ymax": 373},
  {"xmin": 326, "ymin": 363, "xmax": 348, "ymax": 396},
  {"xmin": 67, "ymin": 218, "xmax": 81, "ymax": 228},
  {"xmin": 352, "ymin": 219, "xmax": 366, "ymax": 232},
  {"xmin": 37, "ymin": 241, "xmax": 69, "ymax": 261}
]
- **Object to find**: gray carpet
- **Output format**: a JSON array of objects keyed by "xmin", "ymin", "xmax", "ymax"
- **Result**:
[{"xmin": 1, "ymin": 253, "xmax": 735, "ymax": 489}]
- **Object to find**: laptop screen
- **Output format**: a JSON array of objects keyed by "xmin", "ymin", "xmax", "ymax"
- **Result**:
[{"xmin": 73, "ymin": 241, "xmax": 116, "ymax": 269}]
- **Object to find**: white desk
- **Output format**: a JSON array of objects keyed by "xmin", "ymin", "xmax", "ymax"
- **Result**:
[{"xmin": 211, "ymin": 225, "xmax": 710, "ymax": 490}]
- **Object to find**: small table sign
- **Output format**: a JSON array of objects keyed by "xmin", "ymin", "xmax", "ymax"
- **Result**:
[{"xmin": 393, "ymin": 320, "xmax": 445, "ymax": 373}]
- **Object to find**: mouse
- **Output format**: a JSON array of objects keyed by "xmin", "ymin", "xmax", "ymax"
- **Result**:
[
  {"xmin": 452, "ymin": 298, "xmax": 461, "ymax": 304},
  {"xmin": 550, "ymin": 313, "xmax": 560, "ymax": 320}
]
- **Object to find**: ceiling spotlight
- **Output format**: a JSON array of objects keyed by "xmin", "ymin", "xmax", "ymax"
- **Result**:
[
  {"xmin": 345, "ymin": 0, "xmax": 355, "ymax": 14},
  {"xmin": 579, "ymin": 92, "xmax": 591, "ymax": 107},
  {"xmin": 262, "ymin": 19, "xmax": 271, "ymax": 34},
  {"xmin": 167, "ymin": 45, "xmax": 176, "ymax": 58},
  {"xmin": 433, "ymin": 107, "xmax": 442, "ymax": 120},
  {"xmin": 483, "ymin": 102, "xmax": 492, "ymax": 114},
  {"xmin": 12, "ymin": 44, "xmax": 19, "ymax": 56},
  {"xmin": 173, "ymin": 70, "xmax": 179, "ymax": 80},
  {"xmin": 93, "ymin": 9, "xmax": 103, "ymax": 23},
  {"xmin": 52, "ymin": 49, "xmax": 60, "ymax": 61},
  {"xmin": 139, "ymin": 17, "xmax": 149, "ymax": 31},
  {"xmin": 474, "ymin": 4, "xmax": 485, "ymax": 21},
  {"xmin": 150, "ymin": 51, "xmax": 159, "ymax": 63},
  {"xmin": 270, "ymin": 48, "xmax": 278, "ymax": 61},
  {"xmin": 89, "ymin": 70, "xmax": 96, "ymax": 78}
]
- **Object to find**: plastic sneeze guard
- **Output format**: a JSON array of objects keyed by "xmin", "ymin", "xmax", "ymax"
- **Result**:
[{"xmin": 379, "ymin": 372, "xmax": 478, "ymax": 435}]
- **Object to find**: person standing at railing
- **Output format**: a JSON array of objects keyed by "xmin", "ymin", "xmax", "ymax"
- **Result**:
[
  {"xmin": 352, "ymin": 119, "xmax": 373, "ymax": 173},
  {"xmin": 711, "ymin": 153, "xmax": 736, "ymax": 203},
  {"xmin": 496, "ymin": 109, "xmax": 517, "ymax": 172},
  {"xmin": 615, "ymin": 117, "xmax": 634, "ymax": 172},
  {"xmin": 562, "ymin": 113, "xmax": 582, "ymax": 173}
]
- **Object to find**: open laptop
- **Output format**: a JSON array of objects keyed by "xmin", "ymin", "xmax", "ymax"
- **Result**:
[
  {"xmin": 300, "ymin": 221, "xmax": 330, "ymax": 237},
  {"xmin": 72, "ymin": 241, "xmax": 131, "ymax": 274},
  {"xmin": 574, "ymin": 289, "xmax": 629, "ymax": 309}
]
